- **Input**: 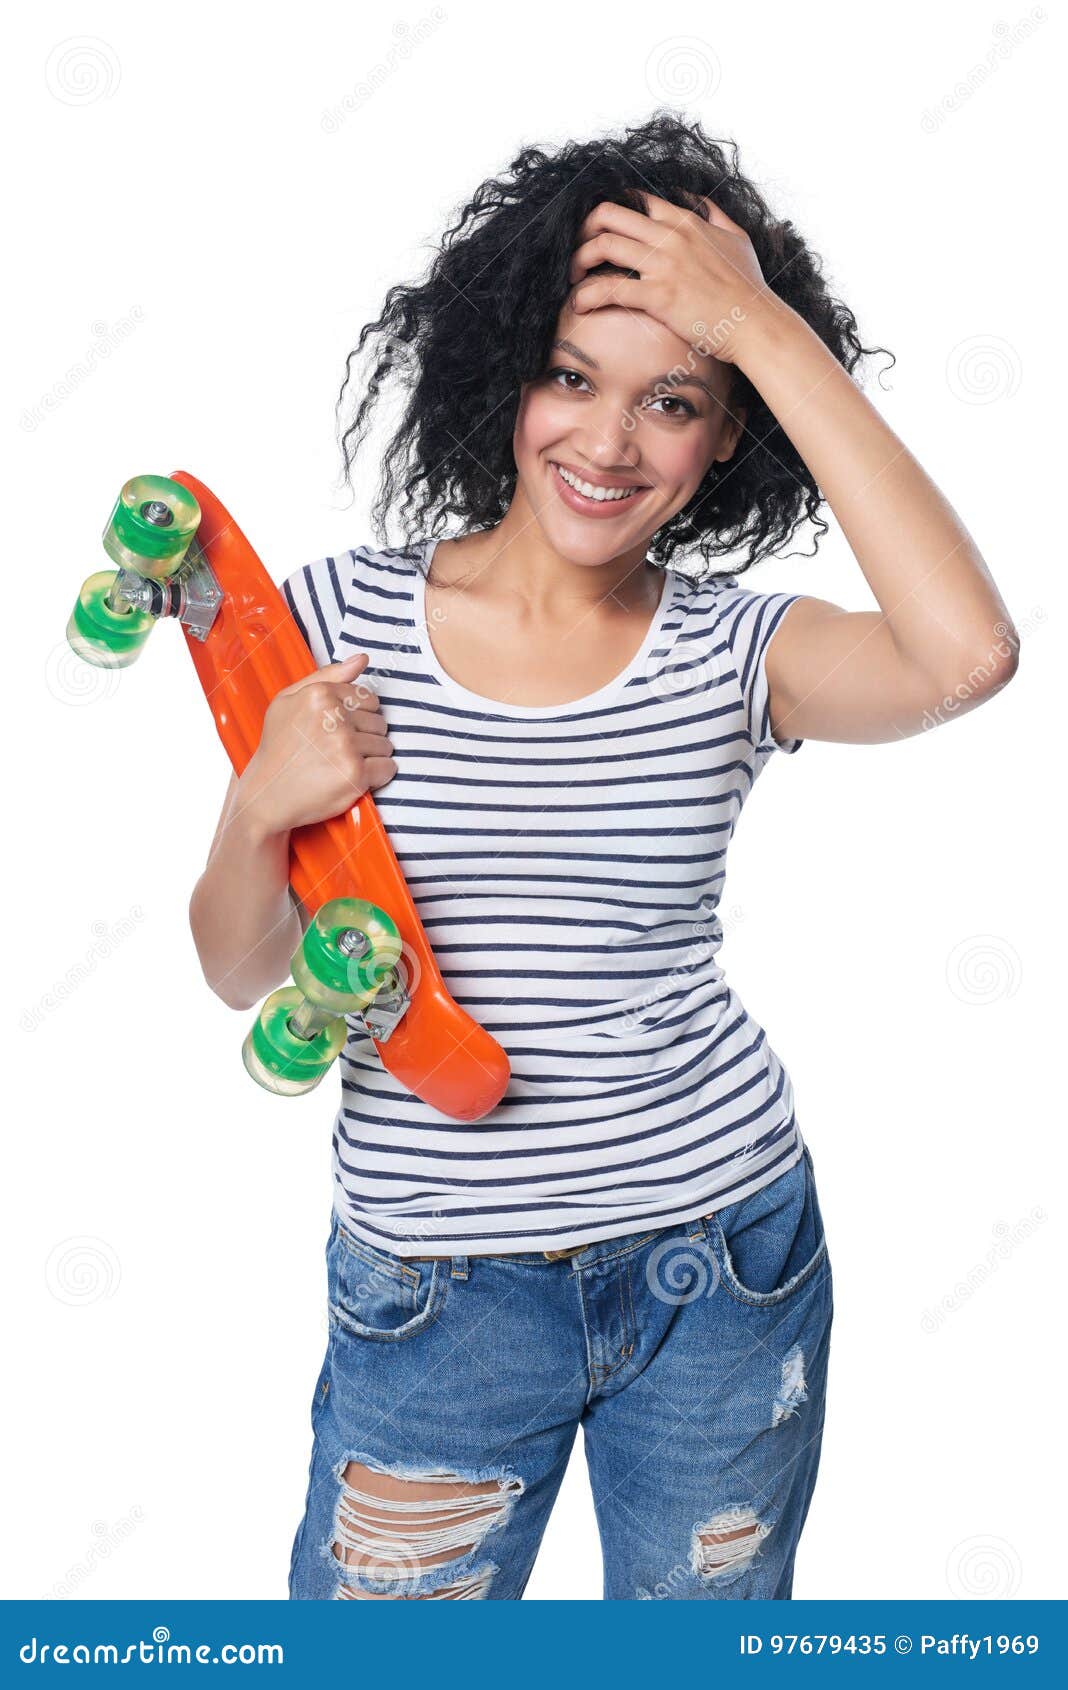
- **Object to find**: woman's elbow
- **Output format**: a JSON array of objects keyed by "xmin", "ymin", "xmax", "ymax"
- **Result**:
[
  {"xmin": 204, "ymin": 970, "xmax": 258, "ymax": 1013},
  {"xmin": 187, "ymin": 892, "xmax": 255, "ymax": 1011},
  {"xmin": 937, "ymin": 627, "xmax": 1020, "ymax": 712},
  {"xmin": 974, "ymin": 628, "xmax": 1021, "ymax": 700}
]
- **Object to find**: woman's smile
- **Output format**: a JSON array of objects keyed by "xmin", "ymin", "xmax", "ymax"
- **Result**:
[{"xmin": 547, "ymin": 457, "xmax": 654, "ymax": 519}]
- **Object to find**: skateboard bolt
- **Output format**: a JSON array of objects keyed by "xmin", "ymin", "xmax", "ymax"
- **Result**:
[
  {"xmin": 336, "ymin": 928, "xmax": 371, "ymax": 960},
  {"xmin": 110, "ymin": 572, "xmax": 152, "ymax": 611},
  {"xmin": 140, "ymin": 499, "xmax": 175, "ymax": 527}
]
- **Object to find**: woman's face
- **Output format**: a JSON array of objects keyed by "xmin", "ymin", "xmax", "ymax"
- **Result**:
[{"xmin": 512, "ymin": 296, "xmax": 744, "ymax": 567}]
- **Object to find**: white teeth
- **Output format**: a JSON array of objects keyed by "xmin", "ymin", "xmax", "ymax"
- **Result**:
[{"xmin": 555, "ymin": 463, "xmax": 641, "ymax": 502}]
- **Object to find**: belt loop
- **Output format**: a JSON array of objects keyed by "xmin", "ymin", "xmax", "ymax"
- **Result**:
[
  {"xmin": 450, "ymin": 1255, "xmax": 469, "ymax": 1280},
  {"xmin": 688, "ymin": 1212, "xmax": 711, "ymax": 1245}
]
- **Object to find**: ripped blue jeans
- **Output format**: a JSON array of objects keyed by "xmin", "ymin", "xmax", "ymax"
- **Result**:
[{"xmin": 288, "ymin": 1143, "xmax": 833, "ymax": 1600}]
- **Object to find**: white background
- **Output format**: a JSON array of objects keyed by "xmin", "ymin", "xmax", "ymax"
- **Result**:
[{"xmin": 3, "ymin": 0, "xmax": 1061, "ymax": 1602}]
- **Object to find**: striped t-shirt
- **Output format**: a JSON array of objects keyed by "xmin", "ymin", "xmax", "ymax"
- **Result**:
[{"xmin": 282, "ymin": 537, "xmax": 808, "ymax": 1257}]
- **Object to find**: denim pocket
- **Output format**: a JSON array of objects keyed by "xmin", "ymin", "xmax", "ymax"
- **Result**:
[
  {"xmin": 706, "ymin": 1145, "xmax": 828, "ymax": 1308},
  {"xmin": 328, "ymin": 1215, "xmax": 446, "ymax": 1341}
]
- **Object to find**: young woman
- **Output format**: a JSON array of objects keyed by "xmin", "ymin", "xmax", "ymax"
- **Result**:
[{"xmin": 189, "ymin": 114, "xmax": 1018, "ymax": 1600}]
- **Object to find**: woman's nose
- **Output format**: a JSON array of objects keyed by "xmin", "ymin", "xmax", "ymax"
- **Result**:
[{"xmin": 572, "ymin": 406, "xmax": 644, "ymax": 469}]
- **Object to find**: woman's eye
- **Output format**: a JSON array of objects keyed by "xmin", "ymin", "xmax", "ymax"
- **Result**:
[
  {"xmin": 545, "ymin": 368, "xmax": 697, "ymax": 419},
  {"xmin": 645, "ymin": 394, "xmax": 698, "ymax": 420},
  {"xmin": 547, "ymin": 366, "xmax": 589, "ymax": 392}
]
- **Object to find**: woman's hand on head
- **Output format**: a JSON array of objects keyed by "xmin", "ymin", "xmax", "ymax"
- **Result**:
[
  {"xmin": 566, "ymin": 192, "xmax": 790, "ymax": 367},
  {"xmin": 238, "ymin": 653, "xmax": 397, "ymax": 838}
]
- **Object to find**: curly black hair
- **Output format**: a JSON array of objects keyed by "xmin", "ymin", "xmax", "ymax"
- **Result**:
[{"xmin": 335, "ymin": 110, "xmax": 892, "ymax": 577}]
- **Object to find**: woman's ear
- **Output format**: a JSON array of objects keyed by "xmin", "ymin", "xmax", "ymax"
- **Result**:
[{"xmin": 714, "ymin": 404, "xmax": 747, "ymax": 465}]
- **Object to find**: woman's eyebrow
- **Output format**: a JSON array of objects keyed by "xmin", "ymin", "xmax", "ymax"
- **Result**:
[
  {"xmin": 551, "ymin": 339, "xmax": 717, "ymax": 400},
  {"xmin": 553, "ymin": 337, "xmax": 599, "ymax": 368}
]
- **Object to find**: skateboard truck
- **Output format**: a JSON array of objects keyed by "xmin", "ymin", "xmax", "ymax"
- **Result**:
[
  {"xmin": 242, "ymin": 897, "xmax": 409, "ymax": 1095},
  {"xmin": 110, "ymin": 544, "xmax": 222, "ymax": 645},
  {"xmin": 110, "ymin": 490, "xmax": 223, "ymax": 642},
  {"xmin": 67, "ymin": 475, "xmax": 225, "ymax": 664}
]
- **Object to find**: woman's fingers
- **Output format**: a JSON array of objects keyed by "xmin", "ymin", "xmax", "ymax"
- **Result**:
[
  {"xmin": 322, "ymin": 687, "xmax": 390, "ymax": 742},
  {"xmin": 568, "ymin": 230, "xmax": 652, "ymax": 283},
  {"xmin": 361, "ymin": 752, "xmax": 399, "ymax": 791},
  {"xmin": 575, "ymin": 198, "xmax": 658, "ymax": 244},
  {"xmin": 570, "ymin": 274, "xmax": 645, "ymax": 314},
  {"xmin": 280, "ymin": 655, "xmax": 386, "ymax": 732},
  {"xmin": 697, "ymin": 195, "xmax": 748, "ymax": 238},
  {"xmin": 282, "ymin": 652, "xmax": 367, "ymax": 695},
  {"xmin": 349, "ymin": 727, "xmax": 394, "ymax": 756}
]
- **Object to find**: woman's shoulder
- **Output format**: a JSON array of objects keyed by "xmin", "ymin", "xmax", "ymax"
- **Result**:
[
  {"xmin": 675, "ymin": 568, "xmax": 809, "ymax": 758},
  {"xmin": 676, "ymin": 567, "xmax": 806, "ymax": 641},
  {"xmin": 672, "ymin": 567, "xmax": 748, "ymax": 636},
  {"xmin": 280, "ymin": 539, "xmax": 428, "ymax": 665}
]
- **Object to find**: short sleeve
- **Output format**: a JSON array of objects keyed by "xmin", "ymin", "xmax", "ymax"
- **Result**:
[
  {"xmin": 713, "ymin": 581, "xmax": 807, "ymax": 756},
  {"xmin": 280, "ymin": 554, "xmax": 350, "ymax": 666}
]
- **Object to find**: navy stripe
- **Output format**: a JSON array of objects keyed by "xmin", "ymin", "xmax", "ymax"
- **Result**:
[{"xmin": 340, "ymin": 1140, "xmax": 803, "ymax": 1250}]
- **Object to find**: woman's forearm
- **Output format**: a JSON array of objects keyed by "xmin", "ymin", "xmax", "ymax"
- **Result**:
[
  {"xmin": 188, "ymin": 771, "xmax": 303, "ymax": 1011},
  {"xmin": 735, "ymin": 300, "xmax": 1017, "ymax": 683}
]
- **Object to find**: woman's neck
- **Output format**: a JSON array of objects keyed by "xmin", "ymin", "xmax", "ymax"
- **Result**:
[{"xmin": 430, "ymin": 493, "xmax": 663, "ymax": 618}]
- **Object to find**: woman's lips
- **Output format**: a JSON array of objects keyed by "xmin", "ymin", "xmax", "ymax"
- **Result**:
[{"xmin": 548, "ymin": 460, "xmax": 652, "ymax": 519}]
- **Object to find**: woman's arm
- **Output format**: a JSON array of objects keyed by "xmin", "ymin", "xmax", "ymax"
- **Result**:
[
  {"xmin": 188, "ymin": 652, "xmax": 396, "ymax": 1011},
  {"xmin": 569, "ymin": 192, "xmax": 1020, "ymax": 746},
  {"xmin": 734, "ymin": 302, "xmax": 1020, "ymax": 746},
  {"xmin": 188, "ymin": 768, "xmax": 304, "ymax": 1011}
]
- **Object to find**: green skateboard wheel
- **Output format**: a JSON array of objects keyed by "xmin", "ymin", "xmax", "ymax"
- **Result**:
[
  {"xmin": 102, "ymin": 475, "xmax": 200, "ymax": 579},
  {"xmin": 241, "ymin": 988, "xmax": 347, "ymax": 1097},
  {"xmin": 291, "ymin": 897, "xmax": 403, "ymax": 1014},
  {"xmin": 66, "ymin": 569, "xmax": 155, "ymax": 668}
]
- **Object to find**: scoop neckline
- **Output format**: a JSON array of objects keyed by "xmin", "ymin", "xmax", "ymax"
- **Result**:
[{"xmin": 412, "ymin": 537, "xmax": 679, "ymax": 718}]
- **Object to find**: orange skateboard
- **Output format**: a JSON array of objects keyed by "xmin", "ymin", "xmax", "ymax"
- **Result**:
[{"xmin": 67, "ymin": 471, "xmax": 510, "ymax": 1121}]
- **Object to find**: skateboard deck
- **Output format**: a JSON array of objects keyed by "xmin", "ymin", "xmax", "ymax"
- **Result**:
[{"xmin": 69, "ymin": 470, "xmax": 511, "ymax": 1121}]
